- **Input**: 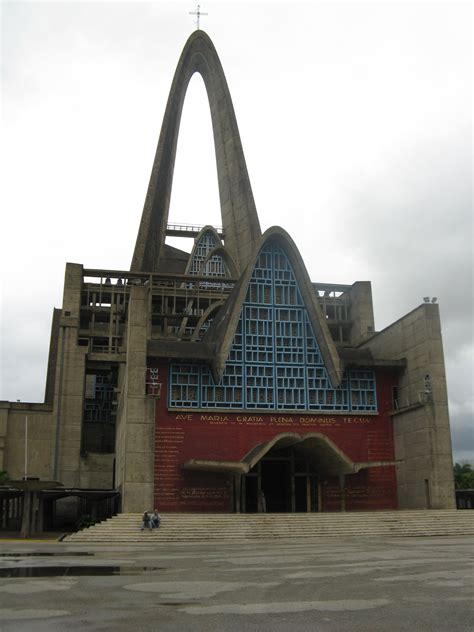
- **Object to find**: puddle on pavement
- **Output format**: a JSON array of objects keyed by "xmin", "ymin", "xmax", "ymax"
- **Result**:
[
  {"xmin": 0, "ymin": 552, "xmax": 94, "ymax": 557},
  {"xmin": 0, "ymin": 566, "xmax": 165, "ymax": 577}
]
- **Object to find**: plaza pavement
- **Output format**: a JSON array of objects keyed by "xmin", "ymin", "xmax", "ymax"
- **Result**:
[{"xmin": 0, "ymin": 535, "xmax": 472, "ymax": 631}]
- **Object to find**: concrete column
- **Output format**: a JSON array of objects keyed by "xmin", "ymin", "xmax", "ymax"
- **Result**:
[
  {"xmin": 119, "ymin": 286, "xmax": 155, "ymax": 512},
  {"xmin": 339, "ymin": 475, "xmax": 346, "ymax": 512},
  {"xmin": 348, "ymin": 282, "xmax": 375, "ymax": 345},
  {"xmin": 234, "ymin": 475, "xmax": 241, "ymax": 514},
  {"xmin": 241, "ymin": 476, "xmax": 246, "ymax": 513},
  {"xmin": 52, "ymin": 263, "xmax": 87, "ymax": 488},
  {"xmin": 20, "ymin": 491, "xmax": 32, "ymax": 538},
  {"xmin": 36, "ymin": 495, "xmax": 44, "ymax": 535},
  {"xmin": 290, "ymin": 453, "xmax": 296, "ymax": 512}
]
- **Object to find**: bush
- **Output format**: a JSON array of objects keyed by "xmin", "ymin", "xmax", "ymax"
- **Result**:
[
  {"xmin": 76, "ymin": 515, "xmax": 96, "ymax": 530},
  {"xmin": 454, "ymin": 462, "xmax": 474, "ymax": 490}
]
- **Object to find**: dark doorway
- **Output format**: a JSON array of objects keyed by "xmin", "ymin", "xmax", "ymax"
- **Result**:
[
  {"xmin": 244, "ymin": 476, "xmax": 258, "ymax": 513},
  {"xmin": 261, "ymin": 460, "xmax": 291, "ymax": 512},
  {"xmin": 310, "ymin": 476, "xmax": 319, "ymax": 512},
  {"xmin": 295, "ymin": 476, "xmax": 307, "ymax": 512},
  {"xmin": 242, "ymin": 448, "xmax": 320, "ymax": 513},
  {"xmin": 295, "ymin": 475, "xmax": 319, "ymax": 512}
]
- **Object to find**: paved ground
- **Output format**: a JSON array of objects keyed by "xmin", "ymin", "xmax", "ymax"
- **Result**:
[{"xmin": 0, "ymin": 535, "xmax": 472, "ymax": 631}]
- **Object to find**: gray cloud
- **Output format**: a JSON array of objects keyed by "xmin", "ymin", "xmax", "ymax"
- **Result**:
[
  {"xmin": 450, "ymin": 412, "xmax": 474, "ymax": 465},
  {"xmin": 332, "ymin": 131, "xmax": 473, "ymax": 463}
]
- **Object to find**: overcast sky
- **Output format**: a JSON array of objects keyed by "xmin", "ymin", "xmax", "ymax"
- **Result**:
[{"xmin": 1, "ymin": 1, "xmax": 472, "ymax": 462}]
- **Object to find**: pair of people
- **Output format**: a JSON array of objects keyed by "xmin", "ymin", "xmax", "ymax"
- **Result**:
[{"xmin": 140, "ymin": 509, "xmax": 161, "ymax": 531}]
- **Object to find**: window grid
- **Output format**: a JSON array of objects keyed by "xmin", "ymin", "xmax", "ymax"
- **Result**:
[
  {"xmin": 276, "ymin": 365, "xmax": 306, "ymax": 409},
  {"xmin": 304, "ymin": 314, "xmax": 323, "ymax": 365},
  {"xmin": 275, "ymin": 308, "xmax": 305, "ymax": 365},
  {"xmin": 245, "ymin": 364, "xmax": 274, "ymax": 409},
  {"xmin": 169, "ymin": 242, "xmax": 377, "ymax": 412},
  {"xmin": 189, "ymin": 232, "xmax": 217, "ymax": 275},
  {"xmin": 203, "ymin": 254, "xmax": 228, "ymax": 277},
  {"xmin": 189, "ymin": 232, "xmax": 228, "ymax": 277},
  {"xmin": 349, "ymin": 370, "xmax": 377, "ymax": 411},
  {"xmin": 227, "ymin": 319, "xmax": 243, "ymax": 362},
  {"xmin": 273, "ymin": 245, "xmax": 303, "ymax": 306},
  {"xmin": 307, "ymin": 367, "xmax": 349, "ymax": 411},
  {"xmin": 201, "ymin": 364, "xmax": 243, "ymax": 408},
  {"xmin": 169, "ymin": 363, "xmax": 200, "ymax": 408},
  {"xmin": 244, "ymin": 306, "xmax": 274, "ymax": 364},
  {"xmin": 246, "ymin": 248, "xmax": 273, "ymax": 304},
  {"xmin": 84, "ymin": 374, "xmax": 116, "ymax": 423}
]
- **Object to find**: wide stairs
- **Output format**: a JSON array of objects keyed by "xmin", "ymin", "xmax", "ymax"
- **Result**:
[{"xmin": 64, "ymin": 510, "xmax": 474, "ymax": 543}]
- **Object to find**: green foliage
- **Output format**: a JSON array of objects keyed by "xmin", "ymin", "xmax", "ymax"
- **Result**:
[
  {"xmin": 76, "ymin": 515, "xmax": 96, "ymax": 530},
  {"xmin": 0, "ymin": 470, "xmax": 9, "ymax": 481},
  {"xmin": 453, "ymin": 462, "xmax": 474, "ymax": 490}
]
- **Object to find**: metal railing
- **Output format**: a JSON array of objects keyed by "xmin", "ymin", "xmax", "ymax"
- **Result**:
[{"xmin": 165, "ymin": 222, "xmax": 224, "ymax": 235}]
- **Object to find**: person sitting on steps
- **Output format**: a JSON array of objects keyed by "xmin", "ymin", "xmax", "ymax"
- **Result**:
[
  {"xmin": 140, "ymin": 511, "xmax": 153, "ymax": 531},
  {"xmin": 150, "ymin": 509, "xmax": 161, "ymax": 529}
]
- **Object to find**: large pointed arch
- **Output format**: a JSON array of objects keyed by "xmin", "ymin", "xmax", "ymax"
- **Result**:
[
  {"xmin": 209, "ymin": 227, "xmax": 343, "ymax": 387},
  {"xmin": 131, "ymin": 30, "xmax": 261, "ymax": 273}
]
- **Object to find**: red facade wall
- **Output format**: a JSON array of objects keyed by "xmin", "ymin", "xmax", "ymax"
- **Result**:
[{"xmin": 153, "ymin": 363, "xmax": 398, "ymax": 512}]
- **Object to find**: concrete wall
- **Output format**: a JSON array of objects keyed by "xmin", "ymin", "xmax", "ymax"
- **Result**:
[
  {"xmin": 0, "ymin": 403, "xmax": 53, "ymax": 480},
  {"xmin": 360, "ymin": 303, "xmax": 455, "ymax": 509},
  {"xmin": 79, "ymin": 453, "xmax": 115, "ymax": 488},
  {"xmin": 51, "ymin": 263, "xmax": 87, "ymax": 487},
  {"xmin": 348, "ymin": 282, "xmax": 375, "ymax": 345},
  {"xmin": 115, "ymin": 285, "xmax": 155, "ymax": 512},
  {"xmin": 44, "ymin": 309, "xmax": 61, "ymax": 404},
  {"xmin": 114, "ymin": 367, "xmax": 127, "ymax": 505},
  {"xmin": 54, "ymin": 263, "xmax": 121, "ymax": 491}
]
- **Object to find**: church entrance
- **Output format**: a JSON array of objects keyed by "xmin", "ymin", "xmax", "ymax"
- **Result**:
[{"xmin": 241, "ymin": 447, "xmax": 320, "ymax": 513}]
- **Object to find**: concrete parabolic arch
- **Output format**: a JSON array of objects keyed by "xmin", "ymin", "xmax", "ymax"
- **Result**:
[{"xmin": 131, "ymin": 30, "xmax": 262, "ymax": 273}]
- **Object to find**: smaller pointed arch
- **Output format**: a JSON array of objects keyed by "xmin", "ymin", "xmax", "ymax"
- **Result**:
[
  {"xmin": 202, "ymin": 246, "xmax": 238, "ymax": 278},
  {"xmin": 185, "ymin": 226, "xmax": 223, "ymax": 275},
  {"xmin": 191, "ymin": 300, "xmax": 225, "ymax": 342}
]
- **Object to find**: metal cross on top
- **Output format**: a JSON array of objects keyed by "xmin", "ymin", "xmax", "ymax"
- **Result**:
[{"xmin": 189, "ymin": 4, "xmax": 208, "ymax": 30}]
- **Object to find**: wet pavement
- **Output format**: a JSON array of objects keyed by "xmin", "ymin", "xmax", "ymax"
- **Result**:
[{"xmin": 0, "ymin": 535, "xmax": 472, "ymax": 631}]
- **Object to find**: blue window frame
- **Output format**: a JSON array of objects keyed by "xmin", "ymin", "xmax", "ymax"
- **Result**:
[
  {"xmin": 189, "ymin": 231, "xmax": 228, "ymax": 277},
  {"xmin": 169, "ymin": 242, "xmax": 377, "ymax": 412}
]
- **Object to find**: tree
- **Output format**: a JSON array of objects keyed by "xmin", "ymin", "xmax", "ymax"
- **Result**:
[
  {"xmin": 453, "ymin": 462, "xmax": 474, "ymax": 489},
  {"xmin": 0, "ymin": 470, "xmax": 9, "ymax": 482}
]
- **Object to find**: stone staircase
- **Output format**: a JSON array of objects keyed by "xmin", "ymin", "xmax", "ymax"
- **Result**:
[{"xmin": 64, "ymin": 510, "xmax": 474, "ymax": 543}]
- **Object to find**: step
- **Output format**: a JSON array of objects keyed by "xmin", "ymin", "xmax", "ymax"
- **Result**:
[{"xmin": 64, "ymin": 510, "xmax": 474, "ymax": 543}]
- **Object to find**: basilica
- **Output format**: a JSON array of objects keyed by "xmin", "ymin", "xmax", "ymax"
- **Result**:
[{"xmin": 0, "ymin": 31, "xmax": 455, "ymax": 528}]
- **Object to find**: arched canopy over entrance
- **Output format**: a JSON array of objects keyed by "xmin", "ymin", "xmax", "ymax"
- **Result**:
[
  {"xmin": 184, "ymin": 433, "xmax": 362, "ymax": 477},
  {"xmin": 243, "ymin": 433, "xmax": 356, "ymax": 476},
  {"xmin": 183, "ymin": 433, "xmax": 396, "ymax": 513}
]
